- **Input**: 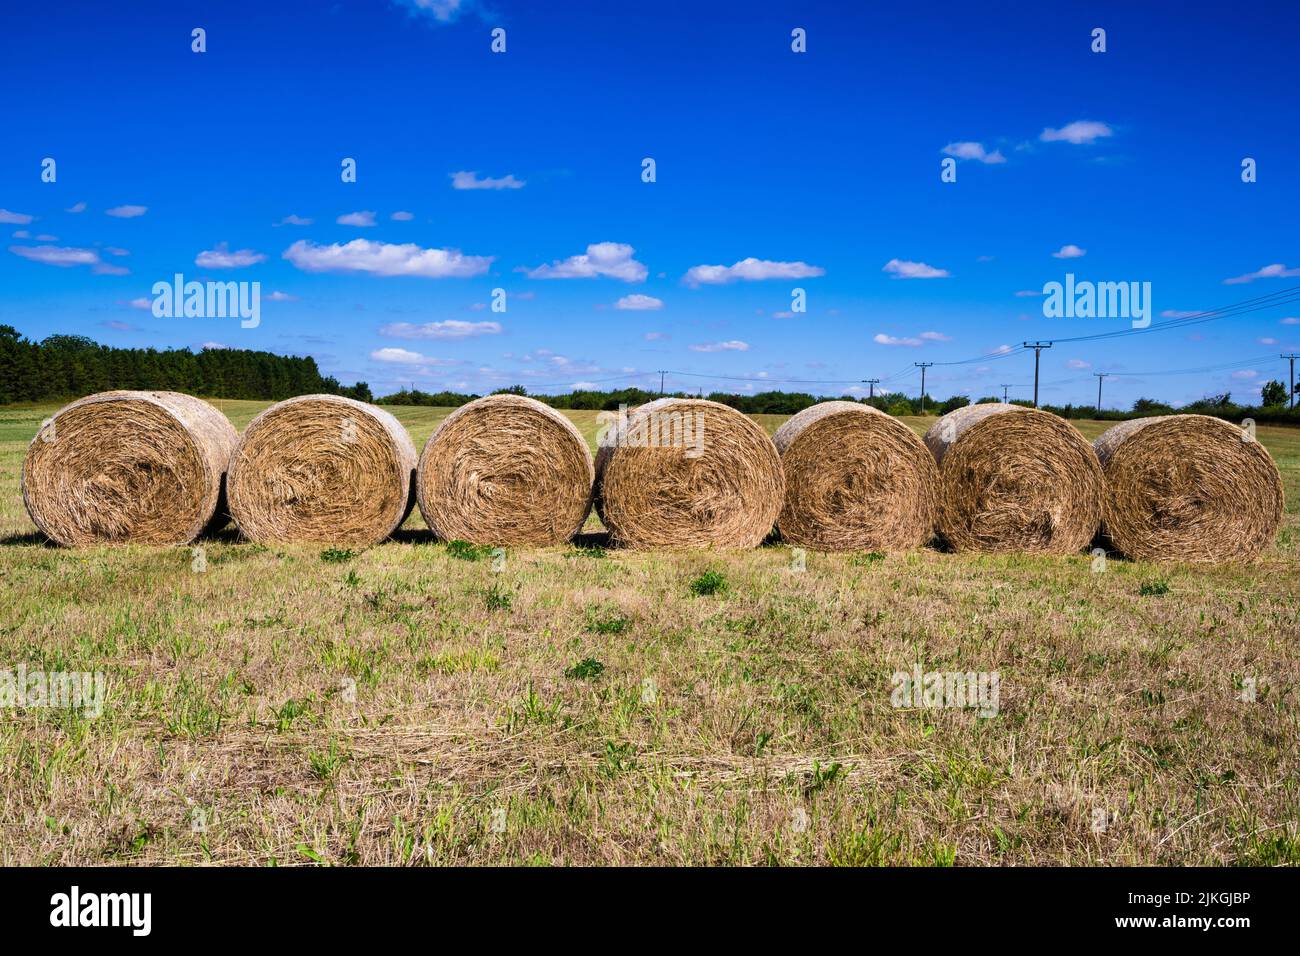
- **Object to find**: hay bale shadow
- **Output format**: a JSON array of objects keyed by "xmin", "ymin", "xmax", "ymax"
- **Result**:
[
  {"xmin": 572, "ymin": 531, "xmax": 612, "ymax": 549},
  {"xmin": 0, "ymin": 531, "xmax": 54, "ymax": 547}
]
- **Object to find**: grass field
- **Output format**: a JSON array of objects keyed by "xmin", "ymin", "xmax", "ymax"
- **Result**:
[{"xmin": 0, "ymin": 399, "xmax": 1297, "ymax": 866}]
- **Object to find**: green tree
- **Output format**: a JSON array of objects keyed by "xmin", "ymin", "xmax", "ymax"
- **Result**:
[{"xmin": 1260, "ymin": 380, "xmax": 1287, "ymax": 407}]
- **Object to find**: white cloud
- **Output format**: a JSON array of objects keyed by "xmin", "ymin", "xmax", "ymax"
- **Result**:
[
  {"xmin": 104, "ymin": 247, "xmax": 129, "ymax": 257},
  {"xmin": 380, "ymin": 319, "xmax": 503, "ymax": 339},
  {"xmin": 10, "ymin": 244, "xmax": 102, "ymax": 268},
  {"xmin": 266, "ymin": 290, "xmax": 298, "ymax": 301},
  {"xmin": 1067, "ymin": 358, "xmax": 1091, "ymax": 369},
  {"xmin": 195, "ymin": 242, "xmax": 267, "ymax": 269},
  {"xmin": 199, "ymin": 342, "xmax": 229, "ymax": 350},
  {"xmin": 450, "ymin": 170, "xmax": 526, "ymax": 190},
  {"xmin": 127, "ymin": 297, "xmax": 152, "ymax": 310},
  {"xmin": 1160, "ymin": 309, "xmax": 1203, "ymax": 318},
  {"xmin": 371, "ymin": 347, "xmax": 427, "ymax": 364},
  {"xmin": 526, "ymin": 242, "xmax": 647, "ymax": 282},
  {"xmin": 276, "ymin": 214, "xmax": 313, "ymax": 226},
  {"xmin": 689, "ymin": 340, "xmax": 749, "ymax": 352},
  {"xmin": 684, "ymin": 257, "xmax": 825, "ymax": 286},
  {"xmin": 391, "ymin": 211, "xmax": 415, "ymax": 221},
  {"xmin": 12, "ymin": 230, "xmax": 30, "ymax": 238},
  {"xmin": 336, "ymin": 210, "xmax": 377, "ymax": 227},
  {"xmin": 283, "ymin": 239, "xmax": 493, "ymax": 278},
  {"xmin": 941, "ymin": 142, "xmax": 1006, "ymax": 164},
  {"xmin": 1258, "ymin": 337, "xmax": 1279, "ymax": 346},
  {"xmin": 1015, "ymin": 289, "xmax": 1044, "ymax": 297},
  {"xmin": 1281, "ymin": 317, "xmax": 1300, "ymax": 325},
  {"xmin": 1223, "ymin": 263, "xmax": 1300, "ymax": 285},
  {"xmin": 1231, "ymin": 369, "xmax": 1258, "ymax": 380},
  {"xmin": 392, "ymin": 0, "xmax": 476, "ymax": 23},
  {"xmin": 66, "ymin": 202, "xmax": 86, "ymax": 213},
  {"xmin": 105, "ymin": 205, "xmax": 147, "ymax": 218},
  {"xmin": 570, "ymin": 381, "xmax": 600, "ymax": 390},
  {"xmin": 874, "ymin": 333, "xmax": 924, "ymax": 347},
  {"xmin": 920, "ymin": 331, "xmax": 950, "ymax": 342},
  {"xmin": 615, "ymin": 293, "xmax": 663, "ymax": 310},
  {"xmin": 1040, "ymin": 121, "xmax": 1113, "ymax": 145},
  {"xmin": 991, "ymin": 344, "xmax": 1015, "ymax": 355},
  {"xmin": 35, "ymin": 234, "xmax": 57, "ymax": 241},
  {"xmin": 1052, "ymin": 244, "xmax": 1086, "ymax": 259},
  {"xmin": 643, "ymin": 331, "xmax": 668, "ymax": 341},
  {"xmin": 0, "ymin": 209, "xmax": 34, "ymax": 224},
  {"xmin": 882, "ymin": 258, "xmax": 950, "ymax": 279},
  {"xmin": 514, "ymin": 350, "xmax": 602, "ymax": 375}
]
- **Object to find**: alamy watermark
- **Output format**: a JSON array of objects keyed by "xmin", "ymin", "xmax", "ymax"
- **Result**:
[
  {"xmin": 1043, "ymin": 273, "xmax": 1150, "ymax": 329},
  {"xmin": 891, "ymin": 666, "xmax": 999, "ymax": 718},
  {"xmin": 2, "ymin": 664, "xmax": 105, "ymax": 718},
  {"xmin": 151, "ymin": 272, "xmax": 260, "ymax": 328},
  {"xmin": 596, "ymin": 404, "xmax": 705, "ymax": 459}
]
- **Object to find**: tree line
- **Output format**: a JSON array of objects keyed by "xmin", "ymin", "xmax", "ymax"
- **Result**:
[
  {"xmin": 3, "ymin": 328, "xmax": 1297, "ymax": 426},
  {"xmin": 0, "ymin": 327, "xmax": 372, "ymax": 405},
  {"xmin": 381, "ymin": 383, "xmax": 1300, "ymax": 425}
]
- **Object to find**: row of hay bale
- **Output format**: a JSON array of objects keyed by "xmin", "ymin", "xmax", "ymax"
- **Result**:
[{"xmin": 22, "ymin": 391, "xmax": 1284, "ymax": 561}]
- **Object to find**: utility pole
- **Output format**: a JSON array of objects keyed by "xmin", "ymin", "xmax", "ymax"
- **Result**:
[
  {"xmin": 999, "ymin": 384, "xmax": 1011, "ymax": 403},
  {"xmin": 1024, "ymin": 341, "xmax": 1052, "ymax": 408},
  {"xmin": 915, "ymin": 363, "xmax": 933, "ymax": 413},
  {"xmin": 1094, "ymin": 372, "xmax": 1109, "ymax": 414},
  {"xmin": 863, "ymin": 378, "xmax": 880, "ymax": 400},
  {"xmin": 657, "ymin": 370, "xmax": 666, "ymax": 396},
  {"xmin": 1283, "ymin": 354, "xmax": 1299, "ymax": 409}
]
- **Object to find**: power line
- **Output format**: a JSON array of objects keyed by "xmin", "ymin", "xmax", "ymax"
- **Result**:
[
  {"xmin": 663, "ymin": 370, "xmax": 866, "ymax": 385},
  {"xmin": 1047, "ymin": 285, "xmax": 1300, "ymax": 345},
  {"xmin": 501, "ymin": 282, "xmax": 1300, "ymax": 398},
  {"xmin": 527, "ymin": 370, "xmax": 659, "ymax": 389},
  {"xmin": 930, "ymin": 344, "xmax": 1025, "ymax": 367},
  {"xmin": 922, "ymin": 285, "xmax": 1300, "ymax": 370},
  {"xmin": 1100, "ymin": 354, "xmax": 1276, "ymax": 377}
]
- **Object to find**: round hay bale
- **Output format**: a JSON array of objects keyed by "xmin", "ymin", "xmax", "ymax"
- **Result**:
[
  {"xmin": 1093, "ymin": 414, "xmax": 1283, "ymax": 561},
  {"xmin": 594, "ymin": 398, "xmax": 783, "ymax": 549},
  {"xmin": 923, "ymin": 403, "xmax": 1103, "ymax": 554},
  {"xmin": 226, "ymin": 394, "xmax": 416, "ymax": 545},
  {"xmin": 416, "ymin": 394, "xmax": 593, "ymax": 546},
  {"xmin": 773, "ymin": 401, "xmax": 938, "ymax": 551},
  {"xmin": 22, "ymin": 390, "xmax": 237, "ymax": 546}
]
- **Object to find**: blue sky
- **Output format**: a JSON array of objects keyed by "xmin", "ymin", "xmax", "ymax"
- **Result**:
[{"xmin": 1, "ymin": 0, "xmax": 1297, "ymax": 406}]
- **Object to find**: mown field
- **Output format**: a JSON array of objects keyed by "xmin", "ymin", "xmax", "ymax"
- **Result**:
[{"xmin": 0, "ymin": 399, "xmax": 1296, "ymax": 866}]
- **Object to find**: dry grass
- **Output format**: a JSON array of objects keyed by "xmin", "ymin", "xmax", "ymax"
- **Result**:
[{"xmin": 0, "ymin": 400, "xmax": 1297, "ymax": 866}]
